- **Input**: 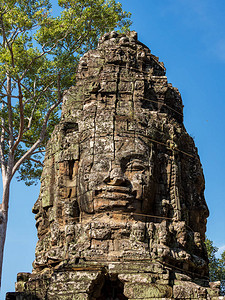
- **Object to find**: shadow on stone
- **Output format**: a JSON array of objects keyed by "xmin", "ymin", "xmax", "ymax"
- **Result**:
[
  {"xmin": 95, "ymin": 276, "xmax": 127, "ymax": 300},
  {"xmin": 5, "ymin": 292, "xmax": 40, "ymax": 300}
]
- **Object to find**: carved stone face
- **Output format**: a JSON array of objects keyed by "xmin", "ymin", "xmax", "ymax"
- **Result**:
[
  {"xmin": 32, "ymin": 199, "xmax": 49, "ymax": 237},
  {"xmin": 78, "ymin": 135, "xmax": 156, "ymax": 214}
]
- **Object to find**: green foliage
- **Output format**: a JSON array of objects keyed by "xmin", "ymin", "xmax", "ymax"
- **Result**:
[
  {"xmin": 205, "ymin": 238, "xmax": 225, "ymax": 281},
  {"xmin": 0, "ymin": 0, "xmax": 131, "ymax": 186}
]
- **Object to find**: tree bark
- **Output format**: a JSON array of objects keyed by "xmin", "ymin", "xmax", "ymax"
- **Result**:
[
  {"xmin": 0, "ymin": 74, "xmax": 13, "ymax": 290},
  {"xmin": 0, "ymin": 181, "xmax": 10, "ymax": 290}
]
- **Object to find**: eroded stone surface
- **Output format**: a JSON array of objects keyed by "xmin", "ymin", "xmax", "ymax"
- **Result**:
[{"xmin": 7, "ymin": 31, "xmax": 222, "ymax": 299}]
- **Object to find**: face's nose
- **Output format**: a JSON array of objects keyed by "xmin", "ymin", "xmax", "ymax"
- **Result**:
[
  {"xmin": 32, "ymin": 200, "xmax": 40, "ymax": 214},
  {"xmin": 104, "ymin": 166, "xmax": 129, "ymax": 186}
]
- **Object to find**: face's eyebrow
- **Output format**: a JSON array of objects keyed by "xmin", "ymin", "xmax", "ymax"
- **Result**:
[{"xmin": 120, "ymin": 153, "xmax": 149, "ymax": 166}]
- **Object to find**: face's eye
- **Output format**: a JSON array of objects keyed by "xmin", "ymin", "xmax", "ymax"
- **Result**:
[{"xmin": 125, "ymin": 160, "xmax": 146, "ymax": 172}]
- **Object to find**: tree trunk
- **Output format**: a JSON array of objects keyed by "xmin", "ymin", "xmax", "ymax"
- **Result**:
[{"xmin": 0, "ymin": 181, "xmax": 10, "ymax": 290}]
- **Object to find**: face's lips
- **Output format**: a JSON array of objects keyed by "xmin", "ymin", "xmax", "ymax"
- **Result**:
[
  {"xmin": 94, "ymin": 186, "xmax": 135, "ymax": 200},
  {"xmin": 35, "ymin": 220, "xmax": 41, "ymax": 229},
  {"xmin": 96, "ymin": 185, "xmax": 131, "ymax": 193},
  {"xmin": 35, "ymin": 213, "xmax": 42, "ymax": 228}
]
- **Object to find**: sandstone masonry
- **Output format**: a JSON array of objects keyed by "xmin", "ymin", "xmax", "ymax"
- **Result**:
[{"xmin": 6, "ymin": 31, "xmax": 222, "ymax": 300}]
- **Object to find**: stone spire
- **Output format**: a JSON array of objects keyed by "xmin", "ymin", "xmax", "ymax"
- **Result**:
[{"xmin": 7, "ymin": 31, "xmax": 221, "ymax": 300}]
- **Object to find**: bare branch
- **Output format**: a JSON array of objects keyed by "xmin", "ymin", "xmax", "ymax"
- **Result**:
[
  {"xmin": 25, "ymin": 100, "xmax": 38, "ymax": 131},
  {"xmin": 12, "ymin": 96, "xmax": 62, "ymax": 178},
  {"xmin": 33, "ymin": 77, "xmax": 36, "ymax": 98},
  {"xmin": 23, "ymin": 80, "xmax": 54, "ymax": 105},
  {"xmin": 0, "ymin": 92, "xmax": 19, "ymax": 100},
  {"xmin": 19, "ymin": 141, "xmax": 45, "ymax": 153},
  {"xmin": 22, "ymin": 81, "xmax": 55, "ymax": 133},
  {"xmin": 20, "ymin": 139, "xmax": 36, "ymax": 145},
  {"xmin": 31, "ymin": 149, "xmax": 45, "ymax": 155},
  {"xmin": 6, "ymin": 75, "xmax": 14, "ymax": 151},
  {"xmin": 0, "ymin": 123, "xmax": 9, "ymax": 135},
  {"xmin": 57, "ymin": 72, "xmax": 61, "ymax": 102},
  {"xmin": 29, "ymin": 157, "xmax": 43, "ymax": 167},
  {"xmin": 7, "ymin": 27, "xmax": 20, "ymax": 44},
  {"xmin": 0, "ymin": 102, "xmax": 6, "ymax": 177},
  {"xmin": 0, "ymin": 78, "xmax": 7, "ymax": 91},
  {"xmin": 0, "ymin": 97, "xmax": 7, "ymax": 105},
  {"xmin": 11, "ymin": 80, "xmax": 24, "ymax": 154}
]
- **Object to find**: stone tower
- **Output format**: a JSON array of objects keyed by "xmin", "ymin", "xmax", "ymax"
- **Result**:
[{"xmin": 7, "ymin": 32, "xmax": 220, "ymax": 299}]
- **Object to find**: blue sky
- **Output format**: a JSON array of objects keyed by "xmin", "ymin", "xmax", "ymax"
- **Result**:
[{"xmin": 1, "ymin": 0, "xmax": 225, "ymax": 297}]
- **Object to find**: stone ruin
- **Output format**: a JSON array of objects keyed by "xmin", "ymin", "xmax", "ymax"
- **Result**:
[{"xmin": 6, "ymin": 31, "xmax": 221, "ymax": 299}]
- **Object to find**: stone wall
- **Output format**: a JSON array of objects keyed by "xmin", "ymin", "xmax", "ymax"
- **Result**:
[{"xmin": 6, "ymin": 31, "xmax": 222, "ymax": 299}]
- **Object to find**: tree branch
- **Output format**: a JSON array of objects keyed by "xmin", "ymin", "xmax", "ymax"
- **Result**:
[
  {"xmin": 29, "ymin": 157, "xmax": 43, "ymax": 167},
  {"xmin": 8, "ymin": 23, "xmax": 40, "ymax": 45},
  {"xmin": 0, "ymin": 92, "xmax": 19, "ymax": 100},
  {"xmin": 12, "ymin": 96, "xmax": 62, "ymax": 178},
  {"xmin": 0, "ymin": 123, "xmax": 9, "ymax": 135},
  {"xmin": 0, "ymin": 102, "xmax": 6, "ymax": 177},
  {"xmin": 0, "ymin": 78, "xmax": 7, "ymax": 92},
  {"xmin": 11, "ymin": 80, "xmax": 24, "ymax": 154},
  {"xmin": 31, "ymin": 149, "xmax": 45, "ymax": 155},
  {"xmin": 23, "ymin": 81, "xmax": 55, "ymax": 133},
  {"xmin": 20, "ymin": 30, "xmax": 71, "ymax": 81},
  {"xmin": 23, "ymin": 80, "xmax": 54, "ymax": 105},
  {"xmin": 25, "ymin": 100, "xmax": 38, "ymax": 131},
  {"xmin": 6, "ymin": 75, "xmax": 14, "ymax": 152}
]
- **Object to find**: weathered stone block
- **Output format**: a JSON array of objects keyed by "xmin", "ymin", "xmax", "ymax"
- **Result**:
[
  {"xmin": 42, "ymin": 191, "xmax": 53, "ymax": 208},
  {"xmin": 124, "ymin": 282, "xmax": 172, "ymax": 298},
  {"xmin": 5, "ymin": 293, "xmax": 39, "ymax": 300}
]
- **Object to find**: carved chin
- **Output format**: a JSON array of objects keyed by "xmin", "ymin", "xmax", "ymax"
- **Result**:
[
  {"xmin": 92, "ymin": 196, "xmax": 143, "ymax": 213},
  {"xmin": 93, "ymin": 198, "xmax": 130, "ymax": 211}
]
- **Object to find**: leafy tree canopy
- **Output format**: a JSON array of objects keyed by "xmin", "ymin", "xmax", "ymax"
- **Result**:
[{"xmin": 205, "ymin": 238, "xmax": 225, "ymax": 282}]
